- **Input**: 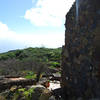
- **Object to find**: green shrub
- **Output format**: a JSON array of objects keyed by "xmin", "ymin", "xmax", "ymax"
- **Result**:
[
  {"xmin": 24, "ymin": 71, "xmax": 37, "ymax": 79},
  {"xmin": 49, "ymin": 61, "xmax": 60, "ymax": 68}
]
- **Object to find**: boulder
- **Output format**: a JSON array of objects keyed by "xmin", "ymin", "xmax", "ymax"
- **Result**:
[
  {"xmin": 62, "ymin": 0, "xmax": 100, "ymax": 99},
  {"xmin": 30, "ymin": 85, "xmax": 51, "ymax": 100}
]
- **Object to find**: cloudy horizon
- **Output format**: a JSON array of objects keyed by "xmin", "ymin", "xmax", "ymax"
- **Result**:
[{"xmin": 0, "ymin": 0, "xmax": 75, "ymax": 53}]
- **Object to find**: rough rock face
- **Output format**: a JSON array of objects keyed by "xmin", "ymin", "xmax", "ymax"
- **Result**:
[{"xmin": 61, "ymin": 0, "xmax": 100, "ymax": 99}]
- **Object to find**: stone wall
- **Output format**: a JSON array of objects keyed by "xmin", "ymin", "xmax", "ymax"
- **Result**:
[{"xmin": 61, "ymin": 0, "xmax": 100, "ymax": 99}]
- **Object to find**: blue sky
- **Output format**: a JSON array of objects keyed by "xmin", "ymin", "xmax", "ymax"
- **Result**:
[{"xmin": 0, "ymin": 0, "xmax": 75, "ymax": 53}]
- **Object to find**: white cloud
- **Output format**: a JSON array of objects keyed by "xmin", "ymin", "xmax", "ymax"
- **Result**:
[
  {"xmin": 0, "ymin": 22, "xmax": 16, "ymax": 39},
  {"xmin": 24, "ymin": 0, "xmax": 75, "ymax": 27},
  {"xmin": 0, "ymin": 21, "xmax": 64, "ymax": 52}
]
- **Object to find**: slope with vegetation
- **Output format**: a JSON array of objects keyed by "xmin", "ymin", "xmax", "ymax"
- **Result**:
[
  {"xmin": 0, "ymin": 47, "xmax": 62, "ymax": 100},
  {"xmin": 0, "ymin": 47, "xmax": 62, "ymax": 76}
]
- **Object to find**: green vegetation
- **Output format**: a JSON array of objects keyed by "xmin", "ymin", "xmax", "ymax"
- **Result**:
[
  {"xmin": 24, "ymin": 71, "xmax": 37, "ymax": 79},
  {"xmin": 0, "ymin": 47, "xmax": 62, "ymax": 76},
  {"xmin": 0, "ymin": 47, "xmax": 61, "ymax": 61},
  {"xmin": 0, "ymin": 47, "xmax": 62, "ymax": 99},
  {"xmin": 4, "ymin": 87, "xmax": 36, "ymax": 100}
]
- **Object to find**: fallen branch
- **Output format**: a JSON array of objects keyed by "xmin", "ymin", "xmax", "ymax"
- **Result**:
[{"xmin": 0, "ymin": 77, "xmax": 36, "ymax": 92}]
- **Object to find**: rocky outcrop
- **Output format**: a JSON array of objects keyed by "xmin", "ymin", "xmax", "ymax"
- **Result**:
[
  {"xmin": 61, "ymin": 0, "xmax": 100, "ymax": 99},
  {"xmin": 0, "ymin": 85, "xmax": 52, "ymax": 100}
]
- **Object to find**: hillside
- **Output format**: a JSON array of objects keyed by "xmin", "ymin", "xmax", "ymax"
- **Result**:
[
  {"xmin": 0, "ymin": 47, "xmax": 62, "ymax": 99},
  {"xmin": 0, "ymin": 47, "xmax": 62, "ymax": 76}
]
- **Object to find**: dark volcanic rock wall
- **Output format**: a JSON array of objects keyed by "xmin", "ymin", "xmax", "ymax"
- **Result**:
[{"xmin": 62, "ymin": 0, "xmax": 100, "ymax": 99}]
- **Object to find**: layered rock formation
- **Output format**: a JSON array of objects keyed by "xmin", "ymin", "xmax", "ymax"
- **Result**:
[{"xmin": 61, "ymin": 0, "xmax": 100, "ymax": 99}]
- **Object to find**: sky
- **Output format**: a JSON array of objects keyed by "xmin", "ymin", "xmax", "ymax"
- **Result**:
[{"xmin": 0, "ymin": 0, "xmax": 75, "ymax": 53}]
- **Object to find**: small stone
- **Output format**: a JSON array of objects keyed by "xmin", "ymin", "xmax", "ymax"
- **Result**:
[{"xmin": 10, "ymin": 85, "xmax": 17, "ymax": 92}]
